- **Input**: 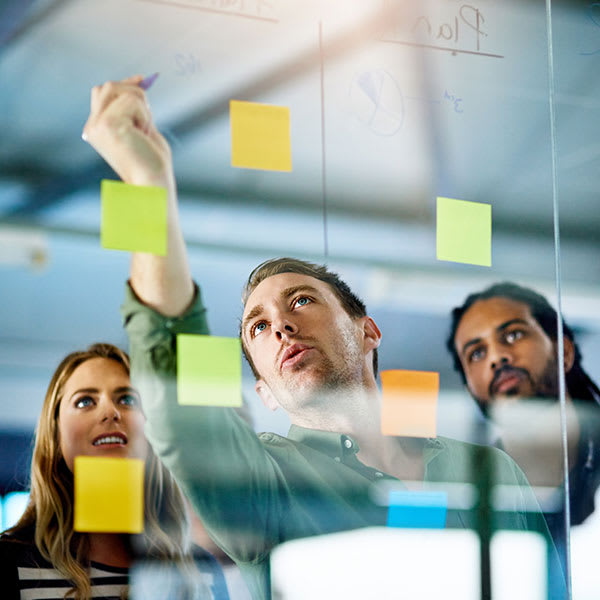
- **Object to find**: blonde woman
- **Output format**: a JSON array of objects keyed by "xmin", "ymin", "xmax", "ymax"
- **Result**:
[{"xmin": 0, "ymin": 343, "xmax": 228, "ymax": 599}]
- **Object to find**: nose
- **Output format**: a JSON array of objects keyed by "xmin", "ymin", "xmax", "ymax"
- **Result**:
[
  {"xmin": 488, "ymin": 344, "xmax": 512, "ymax": 371},
  {"xmin": 273, "ymin": 315, "xmax": 298, "ymax": 341},
  {"xmin": 100, "ymin": 398, "xmax": 121, "ymax": 423}
]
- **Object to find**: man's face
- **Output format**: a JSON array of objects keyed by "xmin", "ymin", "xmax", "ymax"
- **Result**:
[
  {"xmin": 242, "ymin": 273, "xmax": 371, "ymax": 415},
  {"xmin": 454, "ymin": 297, "xmax": 561, "ymax": 409}
]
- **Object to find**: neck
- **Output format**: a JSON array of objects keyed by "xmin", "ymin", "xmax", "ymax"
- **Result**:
[
  {"xmin": 87, "ymin": 533, "xmax": 131, "ymax": 568},
  {"xmin": 288, "ymin": 378, "xmax": 380, "ymax": 434},
  {"xmin": 289, "ymin": 383, "xmax": 427, "ymax": 483}
]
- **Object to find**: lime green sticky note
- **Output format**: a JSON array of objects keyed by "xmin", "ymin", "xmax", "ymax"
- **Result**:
[
  {"xmin": 436, "ymin": 196, "xmax": 491, "ymax": 267},
  {"xmin": 101, "ymin": 179, "xmax": 167, "ymax": 255},
  {"xmin": 230, "ymin": 100, "xmax": 292, "ymax": 171},
  {"xmin": 177, "ymin": 334, "xmax": 242, "ymax": 406},
  {"xmin": 74, "ymin": 456, "xmax": 144, "ymax": 533}
]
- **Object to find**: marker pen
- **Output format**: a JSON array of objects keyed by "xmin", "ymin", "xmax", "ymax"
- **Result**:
[{"xmin": 139, "ymin": 72, "xmax": 159, "ymax": 90}]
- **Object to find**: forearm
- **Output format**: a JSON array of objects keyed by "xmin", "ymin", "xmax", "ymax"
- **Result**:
[
  {"xmin": 122, "ymin": 284, "xmax": 284, "ymax": 560},
  {"xmin": 130, "ymin": 181, "xmax": 195, "ymax": 317},
  {"xmin": 83, "ymin": 76, "xmax": 194, "ymax": 316}
]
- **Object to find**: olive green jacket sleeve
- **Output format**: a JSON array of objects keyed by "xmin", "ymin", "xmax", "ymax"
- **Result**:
[{"xmin": 121, "ymin": 282, "xmax": 286, "ymax": 565}]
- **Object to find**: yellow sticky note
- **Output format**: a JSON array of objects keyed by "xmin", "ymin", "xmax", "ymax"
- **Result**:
[
  {"xmin": 230, "ymin": 100, "xmax": 292, "ymax": 171},
  {"xmin": 74, "ymin": 456, "xmax": 144, "ymax": 533},
  {"xmin": 381, "ymin": 370, "xmax": 439, "ymax": 438},
  {"xmin": 436, "ymin": 196, "xmax": 491, "ymax": 267},
  {"xmin": 177, "ymin": 334, "xmax": 242, "ymax": 406},
  {"xmin": 101, "ymin": 179, "xmax": 167, "ymax": 255}
]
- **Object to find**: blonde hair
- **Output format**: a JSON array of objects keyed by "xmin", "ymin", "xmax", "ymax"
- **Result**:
[{"xmin": 6, "ymin": 343, "xmax": 198, "ymax": 599}]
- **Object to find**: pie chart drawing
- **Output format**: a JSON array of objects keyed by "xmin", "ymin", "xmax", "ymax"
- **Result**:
[{"xmin": 349, "ymin": 69, "xmax": 405, "ymax": 136}]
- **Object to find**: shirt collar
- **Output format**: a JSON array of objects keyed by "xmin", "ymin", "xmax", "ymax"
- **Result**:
[
  {"xmin": 288, "ymin": 424, "xmax": 360, "ymax": 456},
  {"xmin": 288, "ymin": 423, "xmax": 446, "ymax": 464}
]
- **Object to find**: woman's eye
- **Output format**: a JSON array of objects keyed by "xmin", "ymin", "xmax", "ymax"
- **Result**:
[
  {"xmin": 119, "ymin": 393, "xmax": 139, "ymax": 407},
  {"xmin": 254, "ymin": 322, "xmax": 267, "ymax": 336},
  {"xmin": 75, "ymin": 396, "xmax": 94, "ymax": 409},
  {"xmin": 294, "ymin": 297, "xmax": 311, "ymax": 308}
]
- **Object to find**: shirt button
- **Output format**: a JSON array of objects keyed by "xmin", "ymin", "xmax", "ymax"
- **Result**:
[
  {"xmin": 165, "ymin": 319, "xmax": 174, "ymax": 329},
  {"xmin": 375, "ymin": 471, "xmax": 383, "ymax": 477},
  {"xmin": 334, "ymin": 457, "xmax": 341, "ymax": 462},
  {"xmin": 344, "ymin": 439, "xmax": 353, "ymax": 449}
]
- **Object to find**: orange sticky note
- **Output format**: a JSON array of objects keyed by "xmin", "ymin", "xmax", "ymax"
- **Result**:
[
  {"xmin": 230, "ymin": 100, "xmax": 292, "ymax": 171},
  {"xmin": 381, "ymin": 370, "xmax": 439, "ymax": 438},
  {"xmin": 74, "ymin": 456, "xmax": 144, "ymax": 533}
]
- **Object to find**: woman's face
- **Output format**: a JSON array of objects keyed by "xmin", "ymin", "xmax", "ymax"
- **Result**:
[{"xmin": 57, "ymin": 357, "xmax": 147, "ymax": 471}]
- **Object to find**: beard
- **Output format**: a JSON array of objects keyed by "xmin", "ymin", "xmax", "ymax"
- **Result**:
[
  {"xmin": 476, "ymin": 356, "xmax": 561, "ymax": 416},
  {"xmin": 269, "ymin": 330, "xmax": 365, "ymax": 416}
]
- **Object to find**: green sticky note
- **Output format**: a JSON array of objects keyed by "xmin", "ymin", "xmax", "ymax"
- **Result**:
[
  {"xmin": 177, "ymin": 334, "xmax": 242, "ymax": 406},
  {"xmin": 74, "ymin": 456, "xmax": 144, "ymax": 533},
  {"xmin": 101, "ymin": 179, "xmax": 167, "ymax": 255},
  {"xmin": 436, "ymin": 196, "xmax": 491, "ymax": 267},
  {"xmin": 230, "ymin": 100, "xmax": 292, "ymax": 171}
]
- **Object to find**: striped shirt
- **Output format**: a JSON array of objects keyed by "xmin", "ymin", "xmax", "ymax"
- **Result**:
[
  {"xmin": 0, "ymin": 536, "xmax": 128, "ymax": 599},
  {"xmin": 17, "ymin": 563, "xmax": 127, "ymax": 599},
  {"xmin": 0, "ymin": 533, "xmax": 231, "ymax": 599}
]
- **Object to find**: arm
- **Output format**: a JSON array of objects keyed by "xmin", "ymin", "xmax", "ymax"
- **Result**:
[
  {"xmin": 82, "ymin": 75, "xmax": 193, "ymax": 316},
  {"xmin": 121, "ymin": 284, "xmax": 287, "ymax": 562},
  {"xmin": 83, "ymin": 78, "xmax": 286, "ymax": 561}
]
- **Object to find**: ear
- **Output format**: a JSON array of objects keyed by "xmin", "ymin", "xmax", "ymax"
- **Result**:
[
  {"xmin": 255, "ymin": 379, "xmax": 279, "ymax": 412},
  {"xmin": 361, "ymin": 316, "xmax": 382, "ymax": 353},
  {"xmin": 563, "ymin": 337, "xmax": 575, "ymax": 374}
]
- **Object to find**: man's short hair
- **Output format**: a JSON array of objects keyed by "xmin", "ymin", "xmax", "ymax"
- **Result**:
[
  {"xmin": 447, "ymin": 282, "xmax": 599, "ymax": 402},
  {"xmin": 240, "ymin": 257, "xmax": 378, "ymax": 379}
]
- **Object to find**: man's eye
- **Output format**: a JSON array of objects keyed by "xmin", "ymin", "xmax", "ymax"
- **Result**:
[
  {"xmin": 75, "ymin": 396, "xmax": 94, "ymax": 409},
  {"xmin": 469, "ymin": 348, "xmax": 485, "ymax": 363},
  {"xmin": 294, "ymin": 297, "xmax": 311, "ymax": 308},
  {"xmin": 505, "ymin": 330, "xmax": 523, "ymax": 343},
  {"xmin": 253, "ymin": 322, "xmax": 267, "ymax": 336}
]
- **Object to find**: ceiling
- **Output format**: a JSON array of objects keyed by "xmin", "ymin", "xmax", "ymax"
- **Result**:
[{"xmin": 1, "ymin": 0, "xmax": 599, "ymax": 435}]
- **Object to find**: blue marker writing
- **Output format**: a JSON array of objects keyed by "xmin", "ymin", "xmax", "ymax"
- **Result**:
[{"xmin": 139, "ymin": 72, "xmax": 159, "ymax": 90}]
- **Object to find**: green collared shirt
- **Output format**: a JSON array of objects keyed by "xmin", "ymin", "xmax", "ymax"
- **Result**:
[{"xmin": 122, "ymin": 282, "xmax": 554, "ymax": 600}]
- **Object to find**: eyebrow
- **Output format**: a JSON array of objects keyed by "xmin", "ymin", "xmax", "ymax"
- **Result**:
[
  {"xmin": 69, "ymin": 386, "xmax": 138, "ymax": 400},
  {"xmin": 242, "ymin": 284, "xmax": 321, "ymax": 337},
  {"xmin": 460, "ymin": 318, "xmax": 530, "ymax": 357}
]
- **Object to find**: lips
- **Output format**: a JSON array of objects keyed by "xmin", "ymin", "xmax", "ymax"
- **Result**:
[
  {"xmin": 280, "ymin": 343, "xmax": 313, "ymax": 370},
  {"xmin": 92, "ymin": 431, "xmax": 128, "ymax": 446},
  {"xmin": 491, "ymin": 367, "xmax": 527, "ymax": 396}
]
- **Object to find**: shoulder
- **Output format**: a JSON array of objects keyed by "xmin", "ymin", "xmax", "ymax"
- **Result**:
[
  {"xmin": 0, "ymin": 530, "xmax": 46, "ymax": 598},
  {"xmin": 433, "ymin": 436, "xmax": 526, "ymax": 483},
  {"xmin": 0, "ymin": 528, "xmax": 50, "ymax": 565}
]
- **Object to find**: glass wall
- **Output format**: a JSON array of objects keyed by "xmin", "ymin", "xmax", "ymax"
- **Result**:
[{"xmin": 0, "ymin": 1, "xmax": 598, "ymax": 598}]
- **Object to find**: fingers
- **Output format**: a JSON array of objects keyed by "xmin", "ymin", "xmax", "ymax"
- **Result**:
[
  {"xmin": 91, "ymin": 81, "xmax": 146, "ymax": 120},
  {"xmin": 122, "ymin": 74, "xmax": 145, "ymax": 85},
  {"xmin": 83, "ymin": 77, "xmax": 149, "ymax": 141},
  {"xmin": 81, "ymin": 76, "xmax": 174, "ymax": 187}
]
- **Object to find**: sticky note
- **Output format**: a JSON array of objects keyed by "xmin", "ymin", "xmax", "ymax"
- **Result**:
[
  {"xmin": 436, "ymin": 196, "xmax": 491, "ymax": 267},
  {"xmin": 381, "ymin": 370, "xmax": 439, "ymax": 438},
  {"xmin": 230, "ymin": 100, "xmax": 292, "ymax": 171},
  {"xmin": 177, "ymin": 334, "xmax": 242, "ymax": 406},
  {"xmin": 74, "ymin": 456, "xmax": 144, "ymax": 533},
  {"xmin": 387, "ymin": 490, "xmax": 448, "ymax": 528},
  {"xmin": 101, "ymin": 179, "xmax": 167, "ymax": 255}
]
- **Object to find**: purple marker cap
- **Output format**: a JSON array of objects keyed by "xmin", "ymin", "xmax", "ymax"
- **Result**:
[{"xmin": 139, "ymin": 72, "xmax": 159, "ymax": 91}]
